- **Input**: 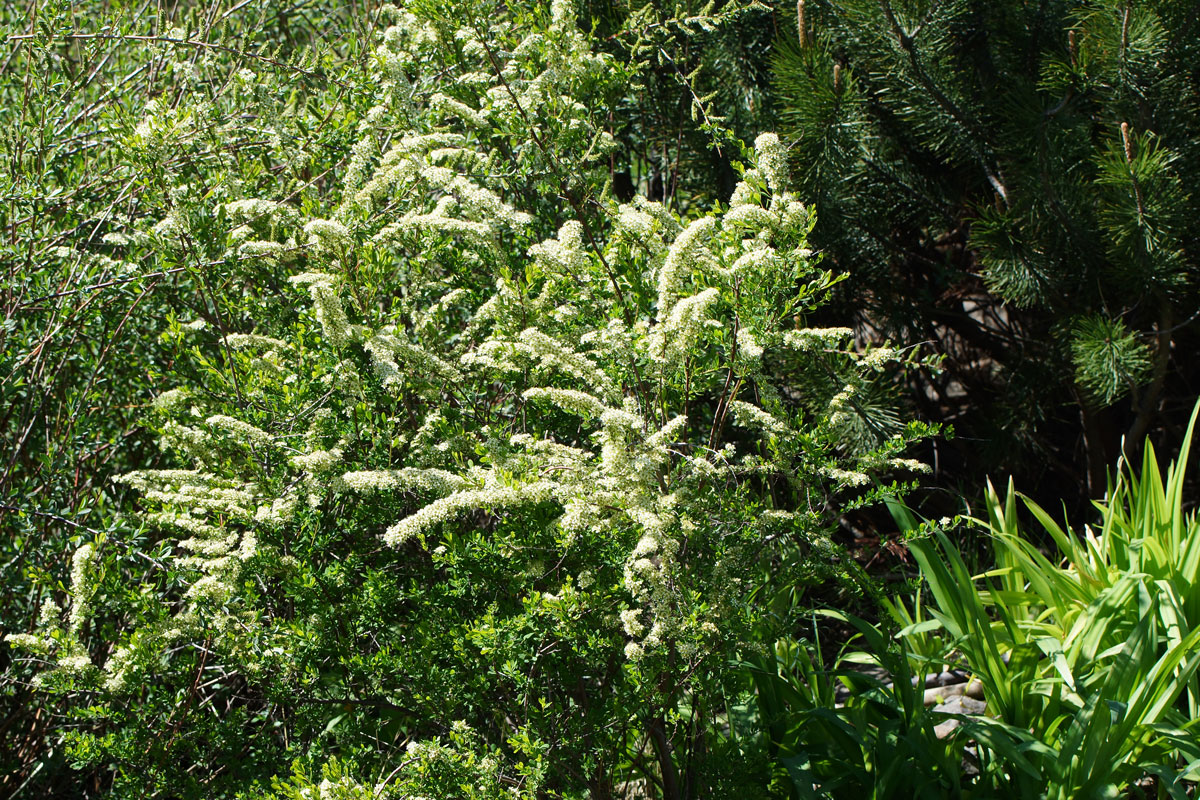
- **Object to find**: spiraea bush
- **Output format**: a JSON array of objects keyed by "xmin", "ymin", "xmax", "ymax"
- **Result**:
[
  {"xmin": 5, "ymin": 0, "xmax": 933, "ymax": 796},
  {"xmin": 2, "ymin": 0, "xmax": 378, "ymax": 791}
]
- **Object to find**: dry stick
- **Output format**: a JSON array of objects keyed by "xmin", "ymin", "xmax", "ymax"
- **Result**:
[
  {"xmin": 5, "ymin": 32, "xmax": 350, "ymax": 89},
  {"xmin": 467, "ymin": 20, "xmax": 633, "ymax": 323},
  {"xmin": 66, "ymin": 276, "xmax": 163, "ymax": 430},
  {"xmin": 17, "ymin": 218, "xmax": 325, "ymax": 307},
  {"xmin": 648, "ymin": 715, "xmax": 682, "ymax": 800},
  {"xmin": 54, "ymin": 61, "xmax": 150, "ymax": 138},
  {"xmin": 1125, "ymin": 302, "xmax": 1173, "ymax": 456},
  {"xmin": 183, "ymin": 241, "xmax": 247, "ymax": 410},
  {"xmin": 0, "ymin": 270, "xmax": 112, "ymax": 487},
  {"xmin": 12, "ymin": 244, "xmax": 148, "ymax": 382},
  {"xmin": 151, "ymin": 635, "xmax": 213, "ymax": 800},
  {"xmin": 0, "ymin": 503, "xmax": 109, "ymax": 542},
  {"xmin": 655, "ymin": 44, "xmax": 724, "ymax": 159},
  {"xmin": 17, "ymin": 265, "xmax": 190, "ymax": 306},
  {"xmin": 1121, "ymin": 122, "xmax": 1145, "ymax": 219},
  {"xmin": 707, "ymin": 279, "xmax": 742, "ymax": 451}
]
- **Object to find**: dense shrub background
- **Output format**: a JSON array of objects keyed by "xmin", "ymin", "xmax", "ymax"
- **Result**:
[
  {"xmin": 3, "ymin": 1, "xmax": 866, "ymax": 796},
  {"xmin": 3, "ymin": 1, "xmax": 1199, "ymax": 798},
  {"xmin": 1, "ymin": 0, "xmax": 387, "ymax": 790}
]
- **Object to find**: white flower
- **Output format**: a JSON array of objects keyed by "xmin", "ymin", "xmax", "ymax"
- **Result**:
[
  {"xmin": 225, "ymin": 333, "xmax": 294, "ymax": 351},
  {"xmin": 289, "ymin": 273, "xmax": 352, "ymax": 349},
  {"xmin": 657, "ymin": 217, "xmax": 716, "ymax": 316},
  {"xmin": 522, "ymin": 387, "xmax": 608, "ymax": 420},
  {"xmin": 207, "ymin": 415, "xmax": 274, "ymax": 448},
  {"xmin": 782, "ymin": 327, "xmax": 853, "ymax": 352},
  {"xmin": 649, "ymin": 287, "xmax": 720, "ymax": 367},
  {"xmin": 337, "ymin": 468, "xmax": 465, "ymax": 494},
  {"xmin": 303, "ymin": 218, "xmax": 351, "ymax": 251},
  {"xmin": 823, "ymin": 467, "xmax": 870, "ymax": 487},
  {"xmin": 290, "ymin": 448, "xmax": 344, "ymax": 475},
  {"xmin": 152, "ymin": 388, "xmax": 188, "ymax": 411},
  {"xmin": 68, "ymin": 543, "xmax": 99, "ymax": 633},
  {"xmin": 727, "ymin": 400, "xmax": 789, "ymax": 438},
  {"xmin": 737, "ymin": 327, "xmax": 764, "ymax": 362},
  {"xmin": 384, "ymin": 481, "xmax": 557, "ymax": 546},
  {"xmin": 5, "ymin": 632, "xmax": 53, "ymax": 655},
  {"xmin": 754, "ymin": 132, "xmax": 788, "ymax": 192},
  {"xmin": 620, "ymin": 608, "xmax": 646, "ymax": 637},
  {"xmin": 860, "ymin": 346, "xmax": 897, "ymax": 370}
]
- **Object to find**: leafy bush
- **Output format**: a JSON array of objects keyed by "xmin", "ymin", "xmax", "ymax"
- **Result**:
[
  {"xmin": 744, "ymin": 613, "xmax": 970, "ymax": 799},
  {"xmin": 742, "ymin": 406, "xmax": 1200, "ymax": 798},
  {"xmin": 1, "ymin": 0, "xmax": 371, "ymax": 791},
  {"xmin": 5, "ymin": 0, "xmax": 929, "ymax": 796}
]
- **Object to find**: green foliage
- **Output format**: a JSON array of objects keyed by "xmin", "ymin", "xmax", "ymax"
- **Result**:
[
  {"xmin": 773, "ymin": 0, "xmax": 1200, "ymax": 500},
  {"xmin": 4, "ymin": 0, "xmax": 928, "ymax": 796},
  {"xmin": 738, "ymin": 409, "xmax": 1200, "ymax": 797},
  {"xmin": 0, "ymin": 0, "xmax": 369, "ymax": 791},
  {"xmin": 902, "ymin": 404, "xmax": 1200, "ymax": 796},
  {"xmin": 744, "ymin": 614, "xmax": 970, "ymax": 799},
  {"xmin": 1069, "ymin": 314, "xmax": 1152, "ymax": 405}
]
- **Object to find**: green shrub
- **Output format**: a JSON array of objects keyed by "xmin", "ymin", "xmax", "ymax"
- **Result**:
[
  {"xmin": 742, "ymin": 407, "xmax": 1200, "ymax": 798},
  {"xmin": 5, "ymin": 1, "xmax": 928, "ymax": 796},
  {"xmin": 0, "ymin": 0, "xmax": 371, "ymax": 791}
]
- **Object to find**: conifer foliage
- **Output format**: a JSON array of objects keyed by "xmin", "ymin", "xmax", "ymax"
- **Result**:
[{"xmin": 774, "ymin": 0, "xmax": 1200, "ymax": 498}]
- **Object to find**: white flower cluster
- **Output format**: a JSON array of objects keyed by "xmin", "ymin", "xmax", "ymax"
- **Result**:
[
  {"xmin": 5, "ymin": 631, "xmax": 53, "ymax": 656},
  {"xmin": 656, "ymin": 217, "xmax": 716, "ymax": 316},
  {"xmin": 822, "ymin": 467, "xmax": 871, "ymax": 487},
  {"xmin": 290, "ymin": 272, "xmax": 352, "ymax": 349},
  {"xmin": 429, "ymin": 92, "xmax": 488, "ymax": 127},
  {"xmin": 337, "ymin": 468, "xmax": 466, "ymax": 495},
  {"xmin": 612, "ymin": 203, "xmax": 657, "ymax": 246},
  {"xmin": 303, "ymin": 218, "xmax": 352, "ymax": 252},
  {"xmin": 860, "ymin": 346, "xmax": 898, "ymax": 371},
  {"xmin": 141, "ymin": 482, "xmax": 256, "ymax": 521},
  {"xmin": 728, "ymin": 169, "xmax": 763, "ymax": 207},
  {"xmin": 290, "ymin": 448, "xmax": 345, "ymax": 476},
  {"xmin": 783, "ymin": 327, "xmax": 853, "ymax": 352},
  {"xmin": 225, "ymin": 198, "xmax": 298, "ymax": 226},
  {"xmin": 727, "ymin": 400, "xmax": 790, "ymax": 439},
  {"xmin": 522, "ymin": 387, "xmax": 609, "ymax": 420},
  {"xmin": 737, "ymin": 327, "xmax": 764, "ymax": 362},
  {"xmin": 236, "ymin": 239, "xmax": 295, "ymax": 262},
  {"xmin": 224, "ymin": 333, "xmax": 295, "ymax": 352},
  {"xmin": 381, "ymin": 196, "xmax": 490, "ymax": 244},
  {"xmin": 501, "ymin": 328, "xmax": 618, "ymax": 399},
  {"xmin": 528, "ymin": 220, "xmax": 590, "ymax": 279},
  {"xmin": 207, "ymin": 414, "xmax": 274, "ymax": 449},
  {"xmin": 254, "ymin": 494, "xmax": 299, "ymax": 527},
  {"xmin": 649, "ymin": 287, "xmax": 721, "ymax": 367},
  {"xmin": 730, "ymin": 245, "xmax": 778, "ymax": 275},
  {"xmin": 753, "ymin": 132, "xmax": 788, "ymax": 193},
  {"xmin": 68, "ymin": 542, "xmax": 97, "ymax": 633},
  {"xmin": 384, "ymin": 479, "xmax": 558, "ymax": 546},
  {"xmin": 152, "ymin": 387, "xmax": 188, "ymax": 411},
  {"xmin": 365, "ymin": 330, "xmax": 462, "ymax": 393}
]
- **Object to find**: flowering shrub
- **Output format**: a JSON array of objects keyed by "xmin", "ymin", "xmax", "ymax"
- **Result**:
[{"xmin": 6, "ymin": 0, "xmax": 931, "ymax": 795}]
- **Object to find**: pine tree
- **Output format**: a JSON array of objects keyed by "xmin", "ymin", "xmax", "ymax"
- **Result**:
[{"xmin": 774, "ymin": 0, "xmax": 1199, "ymax": 499}]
